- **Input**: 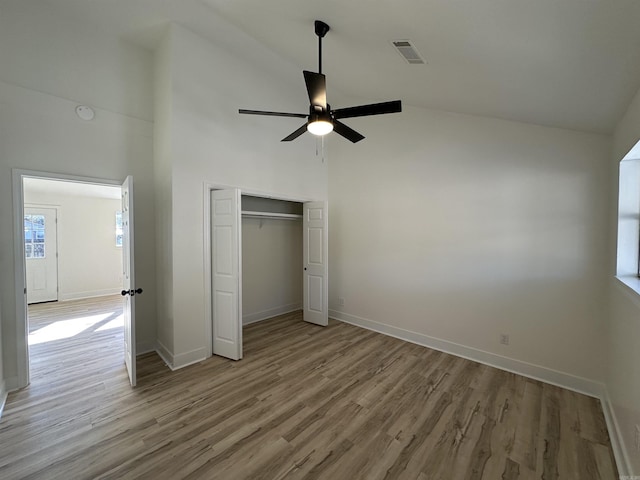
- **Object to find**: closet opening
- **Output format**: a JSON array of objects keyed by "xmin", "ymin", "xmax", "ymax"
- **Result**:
[
  {"xmin": 241, "ymin": 195, "xmax": 304, "ymax": 327},
  {"xmin": 209, "ymin": 188, "xmax": 328, "ymax": 361}
]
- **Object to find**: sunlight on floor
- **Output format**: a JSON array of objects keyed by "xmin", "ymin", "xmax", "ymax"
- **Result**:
[
  {"xmin": 29, "ymin": 312, "xmax": 121, "ymax": 345},
  {"xmin": 96, "ymin": 314, "xmax": 124, "ymax": 332}
]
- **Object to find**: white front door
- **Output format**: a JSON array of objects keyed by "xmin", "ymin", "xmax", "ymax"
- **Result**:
[
  {"xmin": 303, "ymin": 201, "xmax": 328, "ymax": 326},
  {"xmin": 25, "ymin": 206, "xmax": 58, "ymax": 304},
  {"xmin": 121, "ymin": 176, "xmax": 137, "ymax": 387},
  {"xmin": 211, "ymin": 189, "xmax": 243, "ymax": 360}
]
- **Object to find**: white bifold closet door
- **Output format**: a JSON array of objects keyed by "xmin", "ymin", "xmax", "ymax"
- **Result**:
[
  {"xmin": 303, "ymin": 201, "xmax": 328, "ymax": 326},
  {"xmin": 211, "ymin": 189, "xmax": 243, "ymax": 360}
]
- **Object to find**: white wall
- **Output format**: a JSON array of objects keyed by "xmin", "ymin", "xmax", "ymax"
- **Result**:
[
  {"xmin": 329, "ymin": 104, "xmax": 611, "ymax": 388},
  {"xmin": 242, "ymin": 218, "xmax": 302, "ymax": 324},
  {"xmin": 608, "ymin": 85, "xmax": 640, "ymax": 476},
  {"xmin": 0, "ymin": 0, "xmax": 157, "ymax": 388},
  {"xmin": 23, "ymin": 191, "xmax": 123, "ymax": 301},
  {"xmin": 153, "ymin": 28, "xmax": 175, "ymax": 356},
  {"xmin": 157, "ymin": 23, "xmax": 328, "ymax": 366}
]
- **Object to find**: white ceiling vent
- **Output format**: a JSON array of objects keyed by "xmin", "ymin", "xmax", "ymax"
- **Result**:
[{"xmin": 392, "ymin": 40, "xmax": 425, "ymax": 65}]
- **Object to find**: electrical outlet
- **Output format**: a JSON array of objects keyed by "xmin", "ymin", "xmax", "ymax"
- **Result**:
[
  {"xmin": 337, "ymin": 297, "xmax": 345, "ymax": 307},
  {"xmin": 635, "ymin": 424, "xmax": 640, "ymax": 452},
  {"xmin": 500, "ymin": 334, "xmax": 510, "ymax": 346}
]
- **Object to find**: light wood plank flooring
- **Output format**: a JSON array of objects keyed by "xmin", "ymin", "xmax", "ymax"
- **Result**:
[{"xmin": 1, "ymin": 296, "xmax": 618, "ymax": 479}]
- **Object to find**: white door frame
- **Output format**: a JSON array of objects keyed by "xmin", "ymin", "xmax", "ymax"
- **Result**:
[
  {"xmin": 202, "ymin": 182, "xmax": 317, "ymax": 358},
  {"xmin": 12, "ymin": 168, "xmax": 123, "ymax": 389}
]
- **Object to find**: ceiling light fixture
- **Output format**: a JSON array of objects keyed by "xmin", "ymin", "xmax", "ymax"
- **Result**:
[{"xmin": 307, "ymin": 111, "xmax": 333, "ymax": 136}]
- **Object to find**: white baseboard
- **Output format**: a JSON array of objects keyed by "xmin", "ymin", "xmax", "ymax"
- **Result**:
[
  {"xmin": 243, "ymin": 303, "xmax": 302, "ymax": 325},
  {"xmin": 600, "ymin": 390, "xmax": 633, "ymax": 477},
  {"xmin": 330, "ymin": 310, "xmax": 604, "ymax": 398},
  {"xmin": 155, "ymin": 340, "xmax": 175, "ymax": 370},
  {"xmin": 0, "ymin": 379, "xmax": 7, "ymax": 420},
  {"xmin": 173, "ymin": 347, "xmax": 207, "ymax": 370},
  {"xmin": 58, "ymin": 288, "xmax": 121, "ymax": 302},
  {"xmin": 4, "ymin": 375, "xmax": 19, "ymax": 392},
  {"xmin": 0, "ymin": 375, "xmax": 19, "ymax": 421},
  {"xmin": 154, "ymin": 340, "xmax": 206, "ymax": 372}
]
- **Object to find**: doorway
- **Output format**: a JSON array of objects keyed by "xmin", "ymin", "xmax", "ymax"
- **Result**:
[
  {"xmin": 23, "ymin": 178, "xmax": 123, "ymax": 382},
  {"xmin": 12, "ymin": 170, "xmax": 138, "ymax": 389}
]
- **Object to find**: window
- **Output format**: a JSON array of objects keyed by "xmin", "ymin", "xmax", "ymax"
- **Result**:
[
  {"xmin": 616, "ymin": 139, "xmax": 640, "ymax": 294},
  {"xmin": 24, "ymin": 214, "xmax": 46, "ymax": 259},
  {"xmin": 116, "ymin": 211, "xmax": 123, "ymax": 247}
]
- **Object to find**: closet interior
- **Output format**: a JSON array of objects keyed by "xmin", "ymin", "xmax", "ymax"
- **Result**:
[{"xmin": 241, "ymin": 195, "xmax": 303, "ymax": 326}]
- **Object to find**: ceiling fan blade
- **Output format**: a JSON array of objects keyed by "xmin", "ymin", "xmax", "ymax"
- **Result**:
[
  {"xmin": 303, "ymin": 71, "xmax": 327, "ymax": 110},
  {"xmin": 332, "ymin": 120, "xmax": 365, "ymax": 143},
  {"xmin": 239, "ymin": 109, "xmax": 307, "ymax": 118},
  {"xmin": 332, "ymin": 100, "xmax": 402, "ymax": 119},
  {"xmin": 281, "ymin": 124, "xmax": 308, "ymax": 142}
]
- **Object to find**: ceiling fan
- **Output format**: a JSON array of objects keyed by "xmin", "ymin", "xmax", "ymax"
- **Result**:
[{"xmin": 239, "ymin": 20, "xmax": 402, "ymax": 143}]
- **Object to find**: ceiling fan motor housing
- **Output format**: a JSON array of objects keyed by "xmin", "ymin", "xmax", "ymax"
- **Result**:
[{"xmin": 309, "ymin": 109, "xmax": 332, "ymax": 125}]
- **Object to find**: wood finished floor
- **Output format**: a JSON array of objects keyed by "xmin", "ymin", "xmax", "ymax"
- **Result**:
[{"xmin": 0, "ymin": 296, "xmax": 618, "ymax": 479}]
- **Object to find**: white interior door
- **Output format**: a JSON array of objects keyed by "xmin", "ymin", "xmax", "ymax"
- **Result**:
[
  {"xmin": 211, "ymin": 188, "xmax": 243, "ymax": 360},
  {"xmin": 121, "ymin": 176, "xmax": 137, "ymax": 387},
  {"xmin": 25, "ymin": 206, "xmax": 58, "ymax": 304},
  {"xmin": 303, "ymin": 201, "xmax": 328, "ymax": 326}
]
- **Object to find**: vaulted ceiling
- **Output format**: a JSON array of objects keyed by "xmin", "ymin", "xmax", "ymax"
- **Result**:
[{"xmin": 41, "ymin": 0, "xmax": 640, "ymax": 134}]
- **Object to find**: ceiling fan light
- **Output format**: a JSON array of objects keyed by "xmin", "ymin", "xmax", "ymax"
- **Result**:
[{"xmin": 307, "ymin": 120, "xmax": 333, "ymax": 136}]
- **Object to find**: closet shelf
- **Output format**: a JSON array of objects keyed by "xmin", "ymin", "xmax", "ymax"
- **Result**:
[{"xmin": 241, "ymin": 210, "xmax": 302, "ymax": 220}]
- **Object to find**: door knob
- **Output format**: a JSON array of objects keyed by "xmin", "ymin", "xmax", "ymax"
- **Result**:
[{"xmin": 121, "ymin": 288, "xmax": 143, "ymax": 296}]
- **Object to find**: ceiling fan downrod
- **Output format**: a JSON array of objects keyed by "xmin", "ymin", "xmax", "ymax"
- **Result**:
[{"xmin": 315, "ymin": 20, "xmax": 330, "ymax": 74}]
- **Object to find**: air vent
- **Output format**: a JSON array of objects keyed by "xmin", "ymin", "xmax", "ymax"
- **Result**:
[{"xmin": 392, "ymin": 40, "xmax": 425, "ymax": 64}]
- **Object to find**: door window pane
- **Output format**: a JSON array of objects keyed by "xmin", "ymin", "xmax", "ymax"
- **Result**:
[
  {"xmin": 24, "ymin": 214, "xmax": 45, "ymax": 259},
  {"xmin": 33, "ymin": 243, "xmax": 45, "ymax": 257},
  {"xmin": 116, "ymin": 211, "xmax": 123, "ymax": 247}
]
